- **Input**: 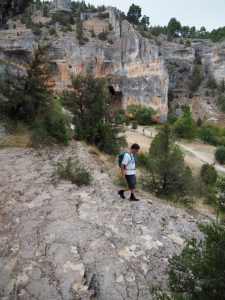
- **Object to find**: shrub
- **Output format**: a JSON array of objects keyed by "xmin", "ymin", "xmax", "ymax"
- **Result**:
[
  {"xmin": 131, "ymin": 120, "xmax": 138, "ymax": 129},
  {"xmin": 200, "ymin": 164, "xmax": 218, "ymax": 185},
  {"xmin": 215, "ymin": 146, "xmax": 225, "ymax": 164},
  {"xmin": 135, "ymin": 106, "xmax": 156, "ymax": 125},
  {"xmin": 173, "ymin": 106, "xmax": 197, "ymax": 141},
  {"xmin": 98, "ymin": 30, "xmax": 108, "ymax": 41},
  {"xmin": 199, "ymin": 124, "xmax": 220, "ymax": 145},
  {"xmin": 152, "ymin": 222, "xmax": 225, "ymax": 299},
  {"xmin": 91, "ymin": 28, "xmax": 96, "ymax": 37},
  {"xmin": 58, "ymin": 157, "xmax": 91, "ymax": 186},
  {"xmin": 42, "ymin": 4, "xmax": 49, "ymax": 17},
  {"xmin": 31, "ymin": 99, "xmax": 70, "ymax": 146},
  {"xmin": 49, "ymin": 27, "xmax": 56, "ymax": 35},
  {"xmin": 62, "ymin": 75, "xmax": 125, "ymax": 154},
  {"xmin": 167, "ymin": 112, "xmax": 178, "ymax": 124}
]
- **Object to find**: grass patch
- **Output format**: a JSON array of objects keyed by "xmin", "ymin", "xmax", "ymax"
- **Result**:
[
  {"xmin": 88, "ymin": 146, "xmax": 100, "ymax": 156},
  {"xmin": 57, "ymin": 157, "xmax": 91, "ymax": 186},
  {"xmin": 0, "ymin": 123, "xmax": 31, "ymax": 148}
]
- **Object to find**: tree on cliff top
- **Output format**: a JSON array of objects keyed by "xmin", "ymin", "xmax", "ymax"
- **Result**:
[{"xmin": 127, "ymin": 4, "xmax": 142, "ymax": 25}]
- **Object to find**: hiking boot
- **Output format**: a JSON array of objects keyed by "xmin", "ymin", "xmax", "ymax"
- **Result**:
[
  {"xmin": 118, "ymin": 190, "xmax": 125, "ymax": 199},
  {"xmin": 130, "ymin": 195, "xmax": 139, "ymax": 201}
]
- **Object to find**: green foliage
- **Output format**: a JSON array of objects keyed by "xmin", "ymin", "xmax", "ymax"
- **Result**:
[
  {"xmin": 42, "ymin": 4, "xmax": 49, "ymax": 17},
  {"xmin": 215, "ymin": 146, "xmax": 225, "ymax": 164},
  {"xmin": 76, "ymin": 18, "xmax": 85, "ymax": 45},
  {"xmin": 199, "ymin": 124, "xmax": 220, "ymax": 145},
  {"xmin": 200, "ymin": 164, "xmax": 218, "ymax": 186},
  {"xmin": 0, "ymin": 46, "xmax": 69, "ymax": 146},
  {"xmin": 173, "ymin": 107, "xmax": 197, "ymax": 141},
  {"xmin": 98, "ymin": 29, "xmax": 108, "ymax": 41},
  {"xmin": 153, "ymin": 222, "xmax": 225, "ymax": 300},
  {"xmin": 167, "ymin": 17, "xmax": 182, "ymax": 37},
  {"xmin": 190, "ymin": 65, "xmax": 202, "ymax": 92},
  {"xmin": 141, "ymin": 125, "xmax": 194, "ymax": 200},
  {"xmin": 0, "ymin": 0, "xmax": 32, "ymax": 24},
  {"xmin": 91, "ymin": 28, "xmax": 96, "ymax": 37},
  {"xmin": 58, "ymin": 157, "xmax": 91, "ymax": 186},
  {"xmin": 127, "ymin": 4, "xmax": 142, "ymax": 25},
  {"xmin": 32, "ymin": 99, "xmax": 69, "ymax": 146},
  {"xmin": 0, "ymin": 46, "xmax": 51, "ymax": 123},
  {"xmin": 136, "ymin": 152, "xmax": 150, "ymax": 169},
  {"xmin": 218, "ymin": 94, "xmax": 225, "ymax": 112},
  {"xmin": 167, "ymin": 113, "xmax": 178, "ymax": 125},
  {"xmin": 214, "ymin": 177, "xmax": 225, "ymax": 212},
  {"xmin": 126, "ymin": 104, "xmax": 155, "ymax": 125},
  {"xmin": 135, "ymin": 106, "xmax": 156, "ymax": 125},
  {"xmin": 62, "ymin": 75, "xmax": 124, "ymax": 154},
  {"xmin": 131, "ymin": 120, "xmax": 138, "ymax": 129},
  {"xmin": 51, "ymin": 12, "xmax": 72, "ymax": 26},
  {"xmin": 206, "ymin": 76, "xmax": 217, "ymax": 89}
]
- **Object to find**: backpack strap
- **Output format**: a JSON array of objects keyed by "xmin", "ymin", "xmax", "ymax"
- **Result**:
[{"xmin": 124, "ymin": 153, "xmax": 135, "ymax": 170}]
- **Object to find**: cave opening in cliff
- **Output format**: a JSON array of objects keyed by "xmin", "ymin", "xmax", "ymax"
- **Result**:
[{"xmin": 108, "ymin": 85, "xmax": 123, "ymax": 106}]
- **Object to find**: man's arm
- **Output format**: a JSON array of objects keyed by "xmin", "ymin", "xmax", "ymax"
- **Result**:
[{"xmin": 121, "ymin": 164, "xmax": 125, "ymax": 178}]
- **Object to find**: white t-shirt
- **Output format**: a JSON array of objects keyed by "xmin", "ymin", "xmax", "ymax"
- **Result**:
[{"xmin": 122, "ymin": 153, "xmax": 136, "ymax": 175}]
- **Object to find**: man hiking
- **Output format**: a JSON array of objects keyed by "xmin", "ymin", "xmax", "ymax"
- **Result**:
[{"xmin": 118, "ymin": 143, "xmax": 140, "ymax": 201}]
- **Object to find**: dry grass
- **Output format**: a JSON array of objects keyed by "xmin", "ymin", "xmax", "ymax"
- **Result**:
[
  {"xmin": 88, "ymin": 146, "xmax": 100, "ymax": 156},
  {"xmin": 0, "ymin": 128, "xmax": 31, "ymax": 148}
]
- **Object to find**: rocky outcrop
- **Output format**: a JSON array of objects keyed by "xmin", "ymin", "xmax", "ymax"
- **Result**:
[
  {"xmin": 0, "ymin": 7, "xmax": 169, "ymax": 121},
  {"xmin": 47, "ymin": 8, "xmax": 169, "ymax": 120},
  {"xmin": 160, "ymin": 37, "xmax": 225, "ymax": 122},
  {"xmin": 0, "ymin": 141, "xmax": 208, "ymax": 300}
]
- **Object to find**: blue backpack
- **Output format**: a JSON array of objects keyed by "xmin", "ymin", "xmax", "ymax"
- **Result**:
[{"xmin": 118, "ymin": 152, "xmax": 136, "ymax": 168}]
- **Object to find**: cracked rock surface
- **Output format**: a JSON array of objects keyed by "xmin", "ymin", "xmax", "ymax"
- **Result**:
[{"xmin": 0, "ymin": 142, "xmax": 208, "ymax": 300}]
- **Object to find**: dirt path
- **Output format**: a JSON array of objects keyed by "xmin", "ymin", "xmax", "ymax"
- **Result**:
[
  {"xmin": 125, "ymin": 126, "xmax": 225, "ymax": 175},
  {"xmin": 0, "ymin": 142, "xmax": 209, "ymax": 300}
]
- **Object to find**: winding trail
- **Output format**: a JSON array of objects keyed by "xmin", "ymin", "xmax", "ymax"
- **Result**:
[{"xmin": 0, "ymin": 142, "xmax": 208, "ymax": 300}]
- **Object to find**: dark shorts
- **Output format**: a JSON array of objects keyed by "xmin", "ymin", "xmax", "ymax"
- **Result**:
[{"xmin": 125, "ymin": 175, "xmax": 136, "ymax": 189}]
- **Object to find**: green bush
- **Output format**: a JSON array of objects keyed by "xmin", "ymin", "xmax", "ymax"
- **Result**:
[
  {"xmin": 215, "ymin": 146, "xmax": 225, "ymax": 164},
  {"xmin": 167, "ymin": 112, "xmax": 178, "ymax": 124},
  {"xmin": 131, "ymin": 120, "xmax": 138, "ymax": 129},
  {"xmin": 51, "ymin": 12, "xmax": 71, "ymax": 26},
  {"xmin": 136, "ymin": 106, "xmax": 156, "ymax": 125},
  {"xmin": 199, "ymin": 124, "xmax": 221, "ymax": 145},
  {"xmin": 200, "ymin": 164, "xmax": 218, "ymax": 185},
  {"xmin": 58, "ymin": 157, "xmax": 91, "ymax": 186},
  {"xmin": 31, "ymin": 99, "xmax": 70, "ymax": 146},
  {"xmin": 98, "ymin": 30, "xmax": 108, "ymax": 41},
  {"xmin": 173, "ymin": 106, "xmax": 197, "ymax": 141},
  {"xmin": 62, "ymin": 75, "xmax": 125, "ymax": 154},
  {"xmin": 153, "ymin": 222, "xmax": 225, "ymax": 299}
]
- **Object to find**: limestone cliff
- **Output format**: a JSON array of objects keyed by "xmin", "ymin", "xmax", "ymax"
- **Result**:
[
  {"xmin": 160, "ymin": 37, "xmax": 225, "ymax": 122},
  {"xmin": 0, "ymin": 7, "xmax": 169, "ymax": 121}
]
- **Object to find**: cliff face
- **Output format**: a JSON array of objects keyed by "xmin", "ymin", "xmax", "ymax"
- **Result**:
[
  {"xmin": 160, "ymin": 37, "xmax": 225, "ymax": 122},
  {"xmin": 1, "ymin": 6, "xmax": 225, "ymax": 122},
  {"xmin": 0, "ymin": 7, "xmax": 169, "ymax": 121}
]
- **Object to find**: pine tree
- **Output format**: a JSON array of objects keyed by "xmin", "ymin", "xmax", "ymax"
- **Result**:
[
  {"xmin": 62, "ymin": 74, "xmax": 124, "ymax": 154},
  {"xmin": 142, "ymin": 125, "xmax": 193, "ymax": 199}
]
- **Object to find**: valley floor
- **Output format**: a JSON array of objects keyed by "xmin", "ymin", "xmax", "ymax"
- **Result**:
[
  {"xmin": 0, "ymin": 141, "xmax": 209, "ymax": 300},
  {"xmin": 125, "ymin": 125, "xmax": 225, "ymax": 175}
]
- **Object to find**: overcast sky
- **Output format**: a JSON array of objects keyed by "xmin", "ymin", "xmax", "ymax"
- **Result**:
[{"xmin": 87, "ymin": 0, "xmax": 225, "ymax": 31}]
